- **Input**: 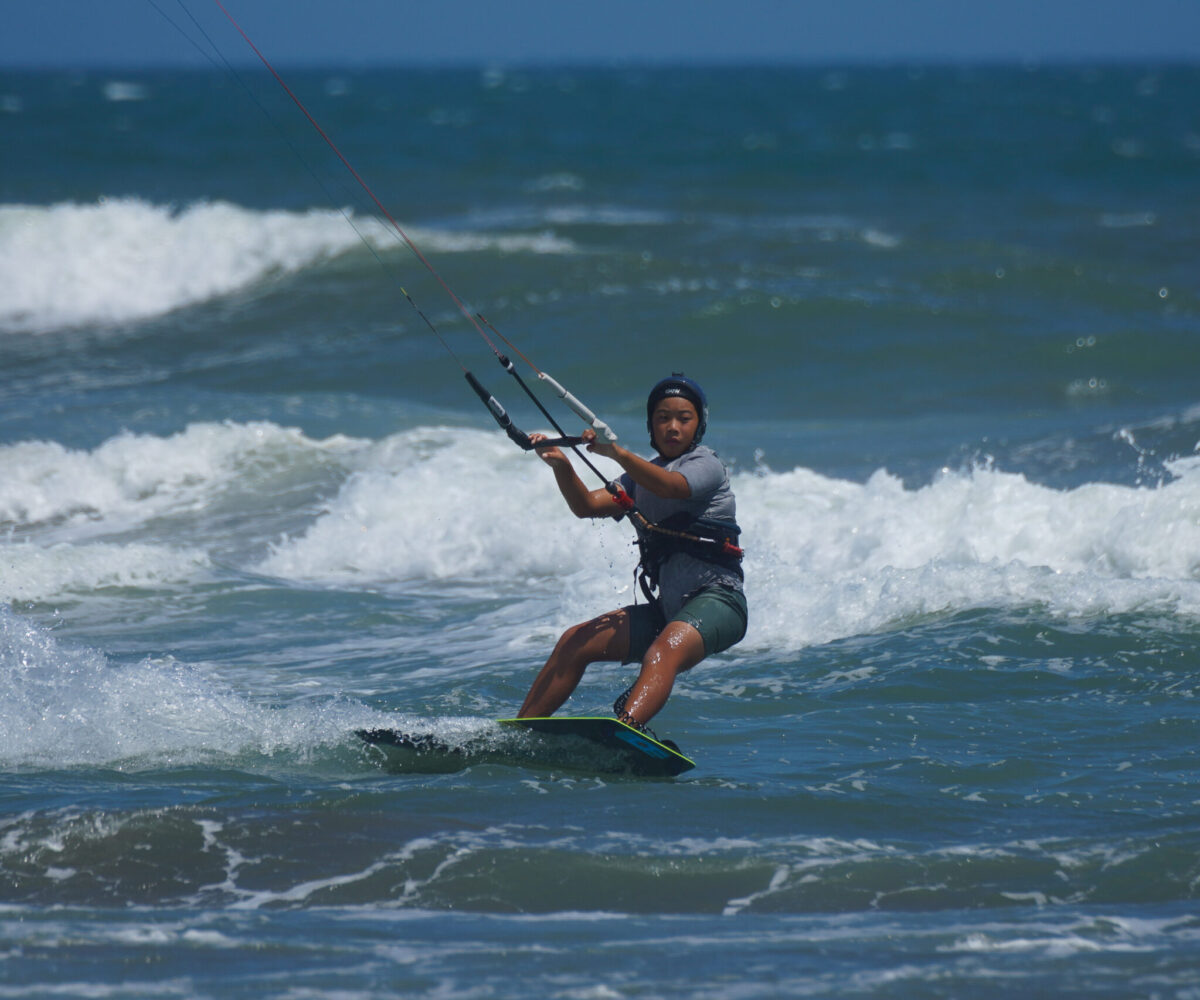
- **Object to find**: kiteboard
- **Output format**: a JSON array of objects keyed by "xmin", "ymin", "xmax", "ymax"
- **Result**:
[{"xmin": 357, "ymin": 716, "xmax": 694, "ymax": 778}]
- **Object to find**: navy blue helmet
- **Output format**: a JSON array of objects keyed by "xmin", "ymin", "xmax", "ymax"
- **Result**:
[{"xmin": 646, "ymin": 373, "xmax": 708, "ymax": 444}]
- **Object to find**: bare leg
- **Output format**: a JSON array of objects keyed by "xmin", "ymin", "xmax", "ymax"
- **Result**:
[
  {"xmin": 618, "ymin": 621, "xmax": 706, "ymax": 727},
  {"xmin": 517, "ymin": 610, "xmax": 630, "ymax": 718}
]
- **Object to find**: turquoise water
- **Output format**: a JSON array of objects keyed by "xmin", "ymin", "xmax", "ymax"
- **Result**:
[{"xmin": 2, "ymin": 52, "xmax": 1200, "ymax": 998}]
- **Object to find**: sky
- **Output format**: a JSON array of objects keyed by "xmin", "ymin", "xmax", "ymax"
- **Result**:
[{"xmin": 2, "ymin": 0, "xmax": 1199, "ymax": 68}]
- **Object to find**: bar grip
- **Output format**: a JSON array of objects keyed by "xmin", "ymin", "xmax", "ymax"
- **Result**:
[{"xmin": 538, "ymin": 372, "xmax": 619, "ymax": 442}]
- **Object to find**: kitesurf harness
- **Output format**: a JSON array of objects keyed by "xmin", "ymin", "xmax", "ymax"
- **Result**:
[{"xmin": 630, "ymin": 511, "xmax": 744, "ymax": 608}]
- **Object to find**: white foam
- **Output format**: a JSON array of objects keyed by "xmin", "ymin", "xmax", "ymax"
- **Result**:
[
  {"xmin": 102, "ymin": 80, "xmax": 148, "ymax": 103},
  {"xmin": 0, "ymin": 199, "xmax": 576, "ymax": 333},
  {"xmin": 412, "ymin": 228, "xmax": 574, "ymax": 256},
  {"xmin": 740, "ymin": 459, "xmax": 1200, "ymax": 648},
  {"xmin": 257, "ymin": 426, "xmax": 630, "ymax": 591},
  {"xmin": 0, "ymin": 421, "xmax": 365, "ymax": 603},
  {"xmin": 0, "ymin": 199, "xmax": 362, "ymax": 331},
  {"xmin": 258, "ymin": 426, "xmax": 1200, "ymax": 649},
  {"xmin": 0, "ymin": 541, "xmax": 211, "ymax": 602},
  {"xmin": 0, "ymin": 605, "xmax": 385, "ymax": 768},
  {"xmin": 0, "ymin": 421, "xmax": 363, "ymax": 534},
  {"xmin": 543, "ymin": 204, "xmax": 672, "ymax": 227},
  {"xmin": 7, "ymin": 417, "xmax": 1200, "ymax": 652}
]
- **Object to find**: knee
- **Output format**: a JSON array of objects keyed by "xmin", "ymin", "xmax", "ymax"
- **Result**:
[{"xmin": 641, "ymin": 621, "xmax": 705, "ymax": 675}]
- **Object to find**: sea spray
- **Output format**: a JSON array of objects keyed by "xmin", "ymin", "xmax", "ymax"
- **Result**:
[{"xmin": 0, "ymin": 605, "xmax": 392, "ymax": 769}]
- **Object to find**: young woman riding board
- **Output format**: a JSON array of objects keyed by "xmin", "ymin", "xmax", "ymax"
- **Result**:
[{"xmin": 518, "ymin": 374, "xmax": 747, "ymax": 731}]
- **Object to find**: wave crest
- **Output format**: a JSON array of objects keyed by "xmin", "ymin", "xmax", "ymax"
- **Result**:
[
  {"xmin": 4, "ymin": 419, "xmax": 1200, "ymax": 649},
  {"xmin": 0, "ymin": 199, "xmax": 576, "ymax": 333}
]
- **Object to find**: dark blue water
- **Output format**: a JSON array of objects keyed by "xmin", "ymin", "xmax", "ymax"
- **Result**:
[{"xmin": 2, "ymin": 54, "xmax": 1199, "ymax": 998}]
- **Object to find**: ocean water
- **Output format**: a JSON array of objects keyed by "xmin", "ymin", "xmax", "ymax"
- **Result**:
[{"xmin": 2, "ymin": 42, "xmax": 1200, "ymax": 1000}]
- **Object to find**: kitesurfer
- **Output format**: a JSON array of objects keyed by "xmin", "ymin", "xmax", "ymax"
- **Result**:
[{"xmin": 517, "ymin": 374, "xmax": 747, "ymax": 729}]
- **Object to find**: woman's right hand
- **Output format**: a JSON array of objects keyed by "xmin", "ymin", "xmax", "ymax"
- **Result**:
[{"xmin": 529, "ymin": 432, "xmax": 568, "ymax": 467}]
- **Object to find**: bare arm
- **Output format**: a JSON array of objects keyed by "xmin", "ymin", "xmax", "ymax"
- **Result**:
[
  {"xmin": 584, "ymin": 431, "xmax": 691, "ymax": 499},
  {"xmin": 531, "ymin": 434, "xmax": 625, "ymax": 519}
]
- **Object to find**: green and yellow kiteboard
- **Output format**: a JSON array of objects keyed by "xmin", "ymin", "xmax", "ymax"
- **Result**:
[{"xmin": 358, "ymin": 715, "xmax": 694, "ymax": 778}]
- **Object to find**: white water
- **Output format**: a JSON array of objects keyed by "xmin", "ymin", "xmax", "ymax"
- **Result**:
[
  {"xmin": 0, "ymin": 199, "xmax": 576, "ymax": 333},
  {"xmin": 3, "ymin": 421, "xmax": 1200, "ymax": 654},
  {"xmin": 0, "ymin": 604, "xmax": 392, "ymax": 768}
]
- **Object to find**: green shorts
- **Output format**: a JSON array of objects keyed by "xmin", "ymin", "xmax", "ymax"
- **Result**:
[{"xmin": 623, "ymin": 585, "xmax": 748, "ymax": 665}]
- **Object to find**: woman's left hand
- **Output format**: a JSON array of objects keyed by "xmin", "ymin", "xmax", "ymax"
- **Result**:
[{"xmin": 582, "ymin": 427, "xmax": 618, "ymax": 460}]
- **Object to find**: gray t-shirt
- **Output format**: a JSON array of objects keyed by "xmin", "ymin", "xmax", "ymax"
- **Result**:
[{"xmin": 619, "ymin": 445, "xmax": 742, "ymax": 618}]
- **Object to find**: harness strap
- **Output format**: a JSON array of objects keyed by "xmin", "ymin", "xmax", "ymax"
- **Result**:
[
  {"xmin": 636, "ymin": 513, "xmax": 744, "ymax": 561},
  {"xmin": 632, "ymin": 512, "xmax": 744, "ymax": 608}
]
